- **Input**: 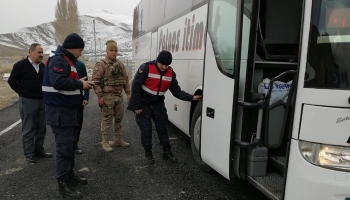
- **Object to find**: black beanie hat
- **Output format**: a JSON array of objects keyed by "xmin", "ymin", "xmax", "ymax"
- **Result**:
[
  {"xmin": 62, "ymin": 33, "xmax": 85, "ymax": 49},
  {"xmin": 157, "ymin": 50, "xmax": 172, "ymax": 65}
]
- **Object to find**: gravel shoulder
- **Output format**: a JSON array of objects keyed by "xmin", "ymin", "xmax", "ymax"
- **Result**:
[{"xmin": 0, "ymin": 80, "xmax": 18, "ymax": 110}]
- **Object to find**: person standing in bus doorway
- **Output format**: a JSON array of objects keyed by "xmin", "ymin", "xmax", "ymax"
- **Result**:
[
  {"xmin": 42, "ymin": 33, "xmax": 94, "ymax": 199},
  {"xmin": 75, "ymin": 59, "xmax": 90, "ymax": 154},
  {"xmin": 92, "ymin": 40, "xmax": 131, "ymax": 152},
  {"xmin": 127, "ymin": 50, "xmax": 202, "ymax": 164},
  {"xmin": 7, "ymin": 43, "xmax": 52, "ymax": 163}
]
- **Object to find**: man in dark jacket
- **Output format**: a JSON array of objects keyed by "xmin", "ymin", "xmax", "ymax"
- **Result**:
[
  {"xmin": 127, "ymin": 50, "xmax": 201, "ymax": 164},
  {"xmin": 74, "ymin": 60, "xmax": 89, "ymax": 154},
  {"xmin": 42, "ymin": 33, "xmax": 94, "ymax": 199},
  {"xmin": 8, "ymin": 43, "xmax": 52, "ymax": 163}
]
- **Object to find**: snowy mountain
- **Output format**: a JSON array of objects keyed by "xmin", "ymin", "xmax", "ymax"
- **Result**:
[{"xmin": 0, "ymin": 9, "xmax": 133, "ymax": 60}]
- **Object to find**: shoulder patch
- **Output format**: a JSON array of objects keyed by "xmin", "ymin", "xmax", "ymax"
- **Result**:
[
  {"xmin": 138, "ymin": 68, "xmax": 143, "ymax": 73},
  {"xmin": 53, "ymin": 66, "xmax": 64, "ymax": 72}
]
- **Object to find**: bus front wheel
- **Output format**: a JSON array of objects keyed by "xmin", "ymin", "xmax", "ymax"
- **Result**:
[{"xmin": 190, "ymin": 100, "xmax": 213, "ymax": 172}]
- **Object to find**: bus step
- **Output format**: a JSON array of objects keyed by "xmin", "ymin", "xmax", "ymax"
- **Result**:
[
  {"xmin": 247, "ymin": 172, "xmax": 283, "ymax": 200},
  {"xmin": 270, "ymin": 156, "xmax": 286, "ymax": 173}
]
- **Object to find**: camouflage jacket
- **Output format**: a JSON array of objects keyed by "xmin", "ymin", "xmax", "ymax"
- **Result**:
[{"xmin": 92, "ymin": 56, "xmax": 130, "ymax": 98}]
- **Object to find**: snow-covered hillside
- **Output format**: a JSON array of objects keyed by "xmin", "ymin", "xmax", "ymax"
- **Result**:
[{"xmin": 0, "ymin": 9, "xmax": 133, "ymax": 60}]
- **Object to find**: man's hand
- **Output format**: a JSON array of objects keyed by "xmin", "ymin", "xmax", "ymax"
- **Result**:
[
  {"xmin": 82, "ymin": 100, "xmax": 88, "ymax": 106},
  {"xmin": 126, "ymin": 93, "xmax": 131, "ymax": 101},
  {"xmin": 135, "ymin": 109, "xmax": 142, "ymax": 115},
  {"xmin": 98, "ymin": 97, "xmax": 105, "ymax": 107},
  {"xmin": 193, "ymin": 95, "xmax": 202, "ymax": 101},
  {"xmin": 80, "ymin": 77, "xmax": 94, "ymax": 90}
]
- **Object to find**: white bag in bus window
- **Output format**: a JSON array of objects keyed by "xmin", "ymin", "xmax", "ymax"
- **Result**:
[{"xmin": 258, "ymin": 78, "xmax": 292, "ymax": 105}]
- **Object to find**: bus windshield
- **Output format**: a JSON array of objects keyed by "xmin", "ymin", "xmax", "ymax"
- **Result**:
[{"xmin": 305, "ymin": 0, "xmax": 350, "ymax": 89}]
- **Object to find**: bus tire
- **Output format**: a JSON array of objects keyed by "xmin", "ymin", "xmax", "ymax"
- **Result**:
[{"xmin": 190, "ymin": 100, "xmax": 213, "ymax": 172}]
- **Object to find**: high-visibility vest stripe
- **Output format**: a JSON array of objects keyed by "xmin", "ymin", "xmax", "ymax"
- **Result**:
[
  {"xmin": 147, "ymin": 72, "xmax": 172, "ymax": 82},
  {"xmin": 148, "ymin": 73, "xmax": 161, "ymax": 79},
  {"xmin": 141, "ymin": 85, "xmax": 166, "ymax": 95},
  {"xmin": 147, "ymin": 73, "xmax": 172, "ymax": 82},
  {"xmin": 163, "ymin": 76, "xmax": 172, "ymax": 81},
  {"xmin": 42, "ymin": 86, "xmax": 80, "ymax": 95}
]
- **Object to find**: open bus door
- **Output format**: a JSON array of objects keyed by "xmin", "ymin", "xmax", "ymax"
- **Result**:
[{"xmin": 196, "ymin": 0, "xmax": 245, "ymax": 179}]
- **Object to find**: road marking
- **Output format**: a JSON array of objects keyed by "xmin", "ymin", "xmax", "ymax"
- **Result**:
[{"xmin": 0, "ymin": 120, "xmax": 21, "ymax": 136}]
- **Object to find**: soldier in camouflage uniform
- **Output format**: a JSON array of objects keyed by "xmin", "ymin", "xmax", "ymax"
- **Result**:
[{"xmin": 92, "ymin": 40, "xmax": 131, "ymax": 152}]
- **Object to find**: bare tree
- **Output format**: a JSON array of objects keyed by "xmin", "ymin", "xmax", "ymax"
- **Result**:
[
  {"xmin": 53, "ymin": 0, "xmax": 81, "ymax": 45},
  {"xmin": 133, "ymin": 6, "xmax": 139, "ymax": 38}
]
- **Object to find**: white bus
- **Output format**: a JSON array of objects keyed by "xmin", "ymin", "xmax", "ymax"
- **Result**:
[{"xmin": 132, "ymin": 0, "xmax": 350, "ymax": 199}]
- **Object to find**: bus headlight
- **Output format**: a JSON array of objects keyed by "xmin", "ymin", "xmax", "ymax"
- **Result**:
[{"xmin": 299, "ymin": 140, "xmax": 350, "ymax": 172}]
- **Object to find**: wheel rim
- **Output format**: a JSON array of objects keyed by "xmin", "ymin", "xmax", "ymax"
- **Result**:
[{"xmin": 193, "ymin": 116, "xmax": 201, "ymax": 151}]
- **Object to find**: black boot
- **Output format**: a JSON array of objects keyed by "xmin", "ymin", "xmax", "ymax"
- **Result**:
[
  {"xmin": 69, "ymin": 173, "xmax": 88, "ymax": 186},
  {"xmin": 162, "ymin": 146, "xmax": 177, "ymax": 163},
  {"xmin": 144, "ymin": 147, "xmax": 155, "ymax": 164},
  {"xmin": 57, "ymin": 180, "xmax": 83, "ymax": 199}
]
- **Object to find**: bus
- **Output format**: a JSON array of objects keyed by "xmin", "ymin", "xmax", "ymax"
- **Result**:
[{"xmin": 132, "ymin": 0, "xmax": 350, "ymax": 199}]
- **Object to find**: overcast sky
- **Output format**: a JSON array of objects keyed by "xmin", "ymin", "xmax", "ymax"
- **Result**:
[{"xmin": 0, "ymin": 0, "xmax": 140, "ymax": 34}]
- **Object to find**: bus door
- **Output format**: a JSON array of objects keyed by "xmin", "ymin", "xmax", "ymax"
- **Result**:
[
  {"xmin": 200, "ymin": 0, "xmax": 245, "ymax": 179},
  {"xmin": 150, "ymin": 31, "xmax": 158, "ymax": 60}
]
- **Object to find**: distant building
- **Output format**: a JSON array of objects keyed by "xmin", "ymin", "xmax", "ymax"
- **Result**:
[{"xmin": 2, "ymin": 73, "xmax": 10, "ymax": 81}]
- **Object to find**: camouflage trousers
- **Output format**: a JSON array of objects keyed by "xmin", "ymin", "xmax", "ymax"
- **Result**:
[{"xmin": 100, "ymin": 94, "xmax": 124, "ymax": 135}]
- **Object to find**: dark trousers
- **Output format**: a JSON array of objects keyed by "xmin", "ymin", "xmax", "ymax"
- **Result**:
[
  {"xmin": 51, "ymin": 125, "xmax": 77, "ymax": 181},
  {"xmin": 18, "ymin": 97, "xmax": 46, "ymax": 157},
  {"xmin": 77, "ymin": 103, "xmax": 84, "ymax": 145},
  {"xmin": 136, "ymin": 111, "xmax": 170, "ymax": 148}
]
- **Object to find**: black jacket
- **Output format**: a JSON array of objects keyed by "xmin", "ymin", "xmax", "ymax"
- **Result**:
[
  {"xmin": 8, "ymin": 57, "xmax": 44, "ymax": 99},
  {"xmin": 127, "ymin": 60, "xmax": 193, "ymax": 113}
]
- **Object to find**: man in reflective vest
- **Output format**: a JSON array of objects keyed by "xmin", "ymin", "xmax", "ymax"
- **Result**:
[
  {"xmin": 127, "ymin": 50, "xmax": 202, "ymax": 164},
  {"xmin": 42, "ymin": 33, "xmax": 95, "ymax": 199}
]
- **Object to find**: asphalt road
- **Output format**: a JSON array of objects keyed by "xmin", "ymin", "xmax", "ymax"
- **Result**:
[{"xmin": 0, "ymin": 94, "xmax": 269, "ymax": 200}]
